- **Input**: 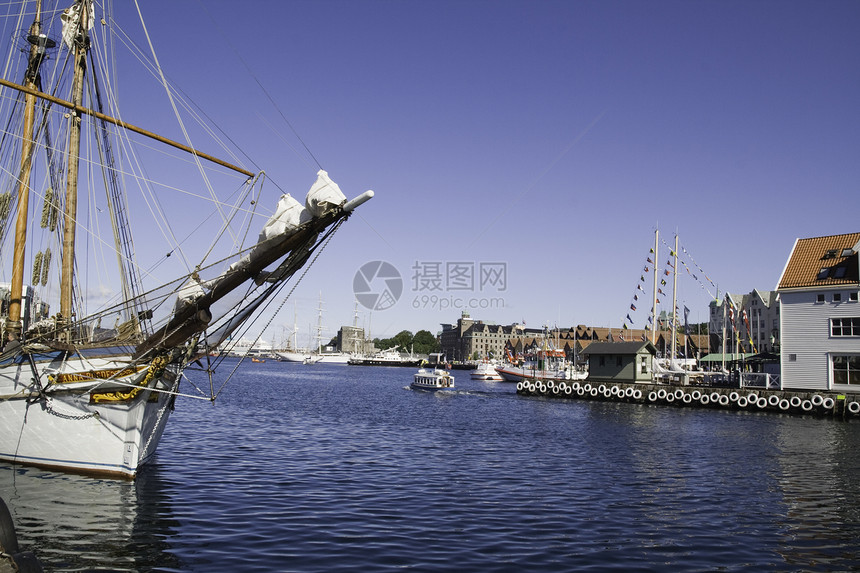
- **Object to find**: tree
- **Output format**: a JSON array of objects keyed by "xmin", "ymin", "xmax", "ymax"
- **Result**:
[
  {"xmin": 412, "ymin": 330, "xmax": 440, "ymax": 354},
  {"xmin": 392, "ymin": 330, "xmax": 413, "ymax": 350}
]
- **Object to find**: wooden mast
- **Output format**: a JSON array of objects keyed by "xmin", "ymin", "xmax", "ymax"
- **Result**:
[
  {"xmin": 650, "ymin": 228, "xmax": 659, "ymax": 345},
  {"xmin": 670, "ymin": 233, "xmax": 679, "ymax": 363},
  {"xmin": 0, "ymin": 77, "xmax": 254, "ymax": 178},
  {"xmin": 8, "ymin": 0, "xmax": 45, "ymax": 341},
  {"xmin": 59, "ymin": 0, "xmax": 89, "ymax": 340}
]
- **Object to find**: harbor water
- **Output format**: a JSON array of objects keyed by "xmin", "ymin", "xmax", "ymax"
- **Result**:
[{"xmin": 2, "ymin": 361, "xmax": 860, "ymax": 572}]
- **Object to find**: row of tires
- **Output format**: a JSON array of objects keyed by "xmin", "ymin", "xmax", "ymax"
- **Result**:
[{"xmin": 515, "ymin": 380, "xmax": 860, "ymax": 415}]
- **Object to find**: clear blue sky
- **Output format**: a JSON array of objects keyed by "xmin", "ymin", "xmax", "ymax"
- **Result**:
[{"xmin": 118, "ymin": 0, "xmax": 860, "ymax": 345}]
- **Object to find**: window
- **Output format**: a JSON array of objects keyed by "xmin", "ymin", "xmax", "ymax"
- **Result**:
[
  {"xmin": 817, "ymin": 294, "xmax": 826, "ymax": 303},
  {"xmin": 616, "ymin": 356, "xmax": 622, "ymax": 367},
  {"xmin": 789, "ymin": 354, "xmax": 797, "ymax": 362},
  {"xmin": 817, "ymin": 268, "xmax": 830, "ymax": 280},
  {"xmin": 599, "ymin": 356, "xmax": 605, "ymax": 367},
  {"xmin": 834, "ymin": 266, "xmax": 848, "ymax": 279},
  {"xmin": 832, "ymin": 355, "xmax": 860, "ymax": 385},
  {"xmin": 851, "ymin": 292, "xmax": 858, "ymax": 302},
  {"xmin": 832, "ymin": 318, "xmax": 860, "ymax": 336},
  {"xmin": 834, "ymin": 293, "xmax": 842, "ymax": 302}
]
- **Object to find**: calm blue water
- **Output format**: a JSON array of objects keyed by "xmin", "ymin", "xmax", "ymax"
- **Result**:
[{"xmin": 2, "ymin": 361, "xmax": 860, "ymax": 572}]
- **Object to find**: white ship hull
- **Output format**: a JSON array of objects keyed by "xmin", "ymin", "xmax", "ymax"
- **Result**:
[
  {"xmin": 276, "ymin": 351, "xmax": 350, "ymax": 364},
  {"xmin": 0, "ymin": 351, "xmax": 180, "ymax": 478}
]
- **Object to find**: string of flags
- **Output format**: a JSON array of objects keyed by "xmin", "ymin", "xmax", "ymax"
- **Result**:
[
  {"xmin": 623, "ymin": 234, "xmax": 720, "ymax": 334},
  {"xmin": 722, "ymin": 295, "xmax": 758, "ymax": 353}
]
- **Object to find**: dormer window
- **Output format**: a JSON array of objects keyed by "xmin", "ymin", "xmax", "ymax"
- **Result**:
[
  {"xmin": 822, "ymin": 249, "xmax": 839, "ymax": 260},
  {"xmin": 817, "ymin": 268, "xmax": 830, "ymax": 280},
  {"xmin": 841, "ymin": 248, "xmax": 854, "ymax": 257},
  {"xmin": 834, "ymin": 266, "xmax": 847, "ymax": 279}
]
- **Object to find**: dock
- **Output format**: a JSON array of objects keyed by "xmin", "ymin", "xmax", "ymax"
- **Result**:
[{"xmin": 516, "ymin": 379, "xmax": 860, "ymax": 418}]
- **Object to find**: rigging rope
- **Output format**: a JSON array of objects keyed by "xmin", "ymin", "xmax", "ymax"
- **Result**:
[{"xmin": 209, "ymin": 218, "xmax": 345, "ymax": 399}]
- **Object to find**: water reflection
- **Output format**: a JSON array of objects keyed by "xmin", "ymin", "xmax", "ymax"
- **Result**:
[
  {"xmin": 773, "ymin": 418, "xmax": 860, "ymax": 569},
  {"xmin": 0, "ymin": 461, "xmax": 182, "ymax": 571}
]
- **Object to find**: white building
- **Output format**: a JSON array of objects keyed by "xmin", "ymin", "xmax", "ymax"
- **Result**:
[
  {"xmin": 776, "ymin": 232, "xmax": 860, "ymax": 391},
  {"xmin": 709, "ymin": 289, "xmax": 780, "ymax": 354}
]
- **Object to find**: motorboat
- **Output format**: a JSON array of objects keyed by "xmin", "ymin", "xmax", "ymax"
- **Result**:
[
  {"xmin": 411, "ymin": 368, "xmax": 455, "ymax": 391},
  {"xmin": 471, "ymin": 361, "xmax": 502, "ymax": 381}
]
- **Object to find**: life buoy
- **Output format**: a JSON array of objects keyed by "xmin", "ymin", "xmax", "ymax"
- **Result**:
[
  {"xmin": 700, "ymin": 394, "xmax": 710, "ymax": 405},
  {"xmin": 665, "ymin": 393, "xmax": 675, "ymax": 403},
  {"xmin": 747, "ymin": 393, "xmax": 758, "ymax": 404},
  {"xmin": 516, "ymin": 381, "xmax": 524, "ymax": 392},
  {"xmin": 590, "ymin": 388, "xmax": 599, "ymax": 397},
  {"xmin": 625, "ymin": 387, "xmax": 635, "ymax": 398},
  {"xmin": 657, "ymin": 389, "xmax": 668, "ymax": 400},
  {"xmin": 778, "ymin": 399, "xmax": 790, "ymax": 411},
  {"xmin": 737, "ymin": 396, "xmax": 748, "ymax": 408},
  {"xmin": 564, "ymin": 385, "xmax": 572, "ymax": 395},
  {"xmin": 801, "ymin": 399, "xmax": 813, "ymax": 412},
  {"xmin": 719, "ymin": 395, "xmax": 730, "ymax": 406},
  {"xmin": 790, "ymin": 396, "xmax": 802, "ymax": 408},
  {"xmin": 648, "ymin": 391, "xmax": 658, "ymax": 402},
  {"xmin": 822, "ymin": 397, "xmax": 835, "ymax": 410},
  {"xmin": 811, "ymin": 394, "xmax": 823, "ymax": 407},
  {"xmin": 848, "ymin": 401, "xmax": 860, "ymax": 414},
  {"xmin": 674, "ymin": 389, "xmax": 685, "ymax": 400},
  {"xmin": 768, "ymin": 395, "xmax": 780, "ymax": 407},
  {"xmin": 682, "ymin": 393, "xmax": 692, "ymax": 404},
  {"xmin": 633, "ymin": 389, "xmax": 643, "ymax": 400},
  {"xmin": 710, "ymin": 392, "xmax": 721, "ymax": 403},
  {"xmin": 729, "ymin": 392, "xmax": 740, "ymax": 402},
  {"xmin": 756, "ymin": 396, "xmax": 768, "ymax": 408},
  {"xmin": 691, "ymin": 390, "xmax": 702, "ymax": 401}
]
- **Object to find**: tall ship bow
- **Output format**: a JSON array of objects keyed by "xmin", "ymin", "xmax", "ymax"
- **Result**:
[{"xmin": 0, "ymin": 0, "xmax": 372, "ymax": 478}]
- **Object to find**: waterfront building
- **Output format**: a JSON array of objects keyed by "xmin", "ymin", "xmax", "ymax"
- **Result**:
[
  {"xmin": 440, "ymin": 311, "xmax": 532, "ymax": 362},
  {"xmin": 709, "ymin": 290, "xmax": 780, "ymax": 354},
  {"xmin": 336, "ymin": 325, "xmax": 368, "ymax": 354},
  {"xmin": 776, "ymin": 232, "xmax": 860, "ymax": 391},
  {"xmin": 582, "ymin": 341, "xmax": 657, "ymax": 383},
  {"xmin": 565, "ymin": 325, "xmax": 707, "ymax": 360}
]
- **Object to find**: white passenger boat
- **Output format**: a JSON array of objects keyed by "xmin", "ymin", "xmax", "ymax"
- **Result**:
[
  {"xmin": 411, "ymin": 369, "xmax": 455, "ymax": 391},
  {"xmin": 471, "ymin": 361, "xmax": 503, "ymax": 381}
]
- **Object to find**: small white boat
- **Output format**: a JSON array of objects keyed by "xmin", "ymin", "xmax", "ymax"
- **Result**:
[
  {"xmin": 471, "ymin": 361, "xmax": 503, "ymax": 381},
  {"xmin": 411, "ymin": 368, "xmax": 455, "ymax": 391}
]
